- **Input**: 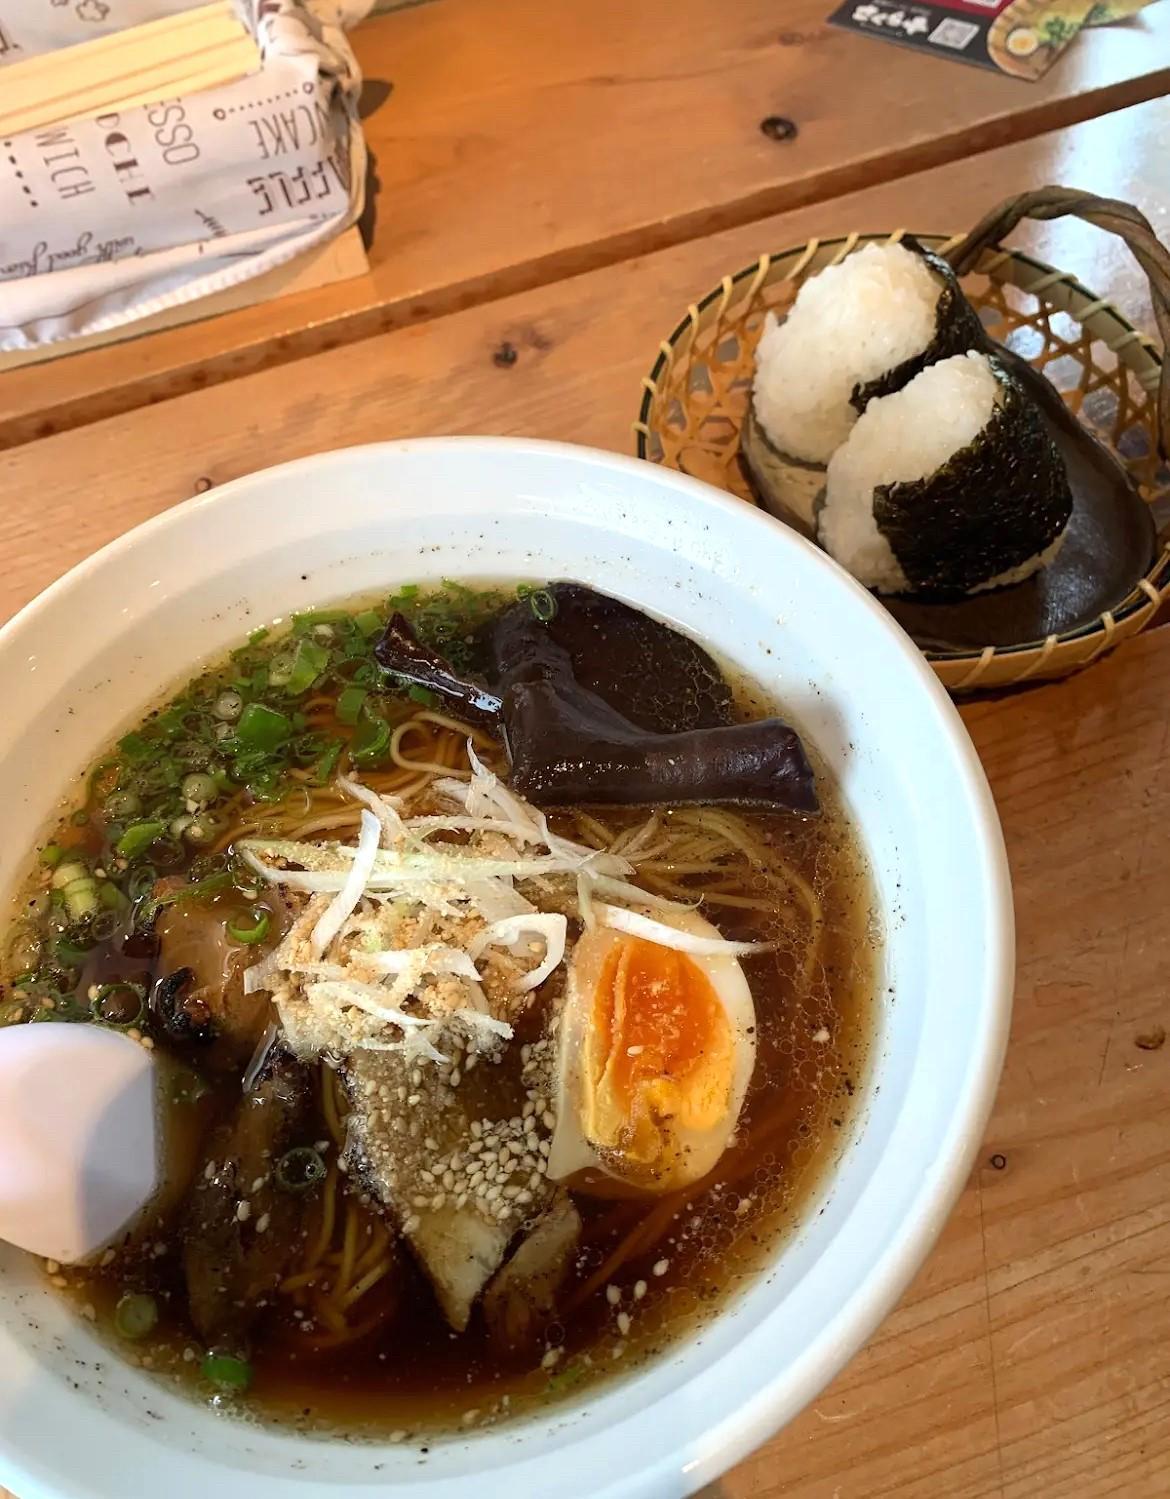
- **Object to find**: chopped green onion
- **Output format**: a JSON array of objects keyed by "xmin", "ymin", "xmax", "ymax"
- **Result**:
[
  {"xmin": 181, "ymin": 772, "xmax": 218, "ymax": 806},
  {"xmin": 292, "ymin": 609, "xmax": 350, "ymax": 634},
  {"xmin": 184, "ymin": 812, "xmax": 226, "ymax": 848},
  {"xmin": 104, "ymin": 790, "xmax": 142, "ymax": 820},
  {"xmin": 350, "ymin": 714, "xmax": 391, "ymax": 766},
  {"xmin": 389, "ymin": 584, "xmax": 419, "ymax": 604},
  {"xmin": 39, "ymin": 844, "xmax": 64, "ymax": 868},
  {"xmin": 70, "ymin": 809, "xmax": 90, "ymax": 827},
  {"xmin": 91, "ymin": 982, "xmax": 146, "ymax": 1029},
  {"xmin": 227, "ymin": 910, "xmax": 270, "ymax": 945},
  {"xmin": 90, "ymin": 910, "xmax": 119, "ymax": 942},
  {"xmin": 289, "ymin": 732, "xmax": 326, "ymax": 767},
  {"xmin": 406, "ymin": 685, "xmax": 440, "ymax": 708},
  {"xmin": 214, "ymin": 690, "xmax": 243, "ymax": 721},
  {"xmin": 247, "ymin": 626, "xmax": 269, "ymax": 646},
  {"xmin": 275, "ymin": 1146, "xmax": 327, "ymax": 1193},
  {"xmin": 118, "ymin": 732, "xmax": 153, "ymax": 762},
  {"xmin": 116, "ymin": 820, "xmax": 165, "ymax": 859},
  {"xmin": 98, "ymin": 881, "xmax": 126, "ymax": 911},
  {"xmin": 529, "ymin": 588, "xmax": 557, "ymax": 622},
  {"xmin": 354, "ymin": 609, "xmax": 382, "ymax": 637},
  {"xmin": 201, "ymin": 1350, "xmax": 252, "ymax": 1393},
  {"xmin": 285, "ymin": 638, "xmax": 330, "ymax": 695},
  {"xmin": 127, "ymin": 866, "xmax": 159, "ymax": 903},
  {"xmin": 350, "ymin": 662, "xmax": 379, "ymax": 687},
  {"xmin": 114, "ymin": 1292, "xmax": 158, "ymax": 1341},
  {"xmin": 236, "ymin": 703, "xmax": 292, "ymax": 751},
  {"xmin": 51, "ymin": 860, "xmax": 88, "ymax": 890},
  {"xmin": 313, "ymin": 740, "xmax": 344, "ymax": 785},
  {"xmin": 336, "ymin": 686, "xmax": 367, "ymax": 725},
  {"xmin": 173, "ymin": 739, "xmax": 213, "ymax": 769}
]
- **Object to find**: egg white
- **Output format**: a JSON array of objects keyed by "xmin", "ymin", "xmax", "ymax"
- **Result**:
[{"xmin": 547, "ymin": 907, "xmax": 757, "ymax": 1195}]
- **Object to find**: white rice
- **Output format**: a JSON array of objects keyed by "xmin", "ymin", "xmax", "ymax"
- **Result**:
[
  {"xmin": 752, "ymin": 242, "xmax": 941, "ymax": 465},
  {"xmin": 818, "ymin": 352, "xmax": 1001, "ymax": 594}
]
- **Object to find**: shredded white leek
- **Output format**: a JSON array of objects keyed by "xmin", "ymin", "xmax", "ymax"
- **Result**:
[
  {"xmin": 470, "ymin": 913, "xmax": 567, "ymax": 993},
  {"xmin": 595, "ymin": 902, "xmax": 775, "ymax": 955},
  {"xmin": 310, "ymin": 809, "xmax": 380, "ymax": 957},
  {"xmin": 337, "ymin": 774, "xmax": 406, "ymax": 845}
]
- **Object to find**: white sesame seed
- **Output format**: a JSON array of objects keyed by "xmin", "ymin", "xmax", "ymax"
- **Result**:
[
  {"xmin": 533, "ymin": 1096, "xmax": 546, "ymax": 1114},
  {"xmin": 412, "ymin": 1194, "xmax": 429, "ymax": 1209},
  {"xmin": 407, "ymin": 1094, "xmax": 421, "ymax": 1106},
  {"xmin": 540, "ymin": 1347, "xmax": 562, "ymax": 1369},
  {"xmin": 182, "ymin": 1346, "xmax": 197, "ymax": 1362},
  {"xmin": 101, "ymin": 1248, "xmax": 116, "ymax": 1267},
  {"xmin": 256, "ymin": 1213, "xmax": 270, "ymax": 1234},
  {"xmin": 606, "ymin": 1285, "xmax": 621, "ymax": 1306},
  {"xmin": 442, "ymin": 1170, "xmax": 456, "ymax": 1191},
  {"xmin": 542, "ymin": 1111, "xmax": 556, "ymax": 1130},
  {"xmin": 389, "ymin": 1430, "xmax": 407, "ymax": 1443},
  {"xmin": 539, "ymin": 1140, "xmax": 551, "ymax": 1157},
  {"xmin": 402, "ymin": 1214, "xmax": 421, "ymax": 1233},
  {"xmin": 626, "ymin": 1045, "xmax": 644, "ymax": 1056},
  {"xmin": 617, "ymin": 1312, "xmax": 631, "ymax": 1336},
  {"xmin": 465, "ymin": 1054, "xmax": 478, "ymax": 1072},
  {"xmin": 236, "ymin": 1200, "xmax": 251, "ymax": 1223},
  {"xmin": 633, "ymin": 1280, "xmax": 647, "ymax": 1300},
  {"xmin": 502, "ymin": 1184, "xmax": 521, "ymax": 1200},
  {"xmin": 485, "ymin": 1185, "xmax": 501, "ymax": 1204},
  {"xmin": 813, "ymin": 1027, "xmax": 831, "ymax": 1044},
  {"xmin": 140, "ymin": 1036, "xmax": 155, "ymax": 1051},
  {"xmin": 471, "ymin": 1120, "xmax": 483, "ymax": 1138},
  {"xmin": 455, "ymin": 1193, "xmax": 468, "ymax": 1209},
  {"xmin": 250, "ymin": 1177, "xmax": 265, "ymax": 1194},
  {"xmin": 44, "ymin": 1259, "xmax": 60, "ymax": 1275},
  {"xmin": 462, "ymin": 1409, "xmax": 479, "ymax": 1426},
  {"xmin": 449, "ymin": 1069, "xmax": 461, "ymax": 1088},
  {"xmin": 652, "ymin": 1258, "xmax": 670, "ymax": 1276},
  {"xmin": 522, "ymin": 1100, "xmax": 535, "ymax": 1119},
  {"xmin": 430, "ymin": 1192, "xmax": 446, "ymax": 1210},
  {"xmin": 424, "ymin": 1136, "xmax": 438, "ymax": 1151},
  {"xmin": 411, "ymin": 1069, "xmax": 421, "ymax": 1087},
  {"xmin": 419, "ymin": 1170, "xmax": 436, "ymax": 1185},
  {"xmin": 611, "ymin": 1345, "xmax": 625, "ymax": 1360}
]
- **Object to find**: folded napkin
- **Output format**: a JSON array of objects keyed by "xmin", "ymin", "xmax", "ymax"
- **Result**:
[{"xmin": 0, "ymin": 0, "xmax": 366, "ymax": 353}]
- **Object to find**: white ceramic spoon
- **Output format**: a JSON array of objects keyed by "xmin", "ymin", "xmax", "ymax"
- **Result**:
[{"xmin": 0, "ymin": 1023, "xmax": 159, "ymax": 1263}]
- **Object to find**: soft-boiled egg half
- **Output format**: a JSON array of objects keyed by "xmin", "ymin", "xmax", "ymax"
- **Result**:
[{"xmin": 547, "ymin": 908, "xmax": 757, "ymax": 1195}]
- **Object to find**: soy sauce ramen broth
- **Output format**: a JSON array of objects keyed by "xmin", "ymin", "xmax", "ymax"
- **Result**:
[{"xmin": 0, "ymin": 582, "xmax": 878, "ymax": 1437}]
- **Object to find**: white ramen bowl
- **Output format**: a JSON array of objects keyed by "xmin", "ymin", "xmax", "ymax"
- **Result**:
[{"xmin": 0, "ymin": 438, "xmax": 1012, "ymax": 1499}]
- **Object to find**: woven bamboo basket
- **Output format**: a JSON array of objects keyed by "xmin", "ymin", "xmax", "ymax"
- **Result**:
[{"xmin": 633, "ymin": 189, "xmax": 1170, "ymax": 692}]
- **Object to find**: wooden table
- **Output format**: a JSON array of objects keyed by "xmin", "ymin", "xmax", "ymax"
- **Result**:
[
  {"xmin": 1, "ymin": 0, "xmax": 1169, "ymax": 446},
  {"xmin": 2, "ymin": 4, "xmax": 1169, "ymax": 1494}
]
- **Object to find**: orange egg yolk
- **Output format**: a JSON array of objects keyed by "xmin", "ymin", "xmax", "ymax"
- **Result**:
[{"xmin": 583, "ymin": 935, "xmax": 735, "ymax": 1180}]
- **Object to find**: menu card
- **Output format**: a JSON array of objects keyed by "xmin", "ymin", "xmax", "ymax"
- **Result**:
[{"xmin": 828, "ymin": 0, "xmax": 1155, "ymax": 78}]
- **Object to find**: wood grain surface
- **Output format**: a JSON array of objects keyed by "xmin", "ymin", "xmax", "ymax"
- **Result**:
[
  {"xmin": 2, "ymin": 0, "xmax": 1169, "ymax": 444},
  {"xmin": 2, "ymin": 99, "xmax": 1170, "ymax": 1499},
  {"xmin": 701, "ymin": 625, "xmax": 1170, "ymax": 1497},
  {"xmin": 1, "ymin": 98, "xmax": 1165, "ymax": 619}
]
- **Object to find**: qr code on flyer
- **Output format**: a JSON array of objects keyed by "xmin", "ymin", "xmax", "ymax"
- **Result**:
[{"xmin": 929, "ymin": 16, "xmax": 979, "ymax": 46}]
